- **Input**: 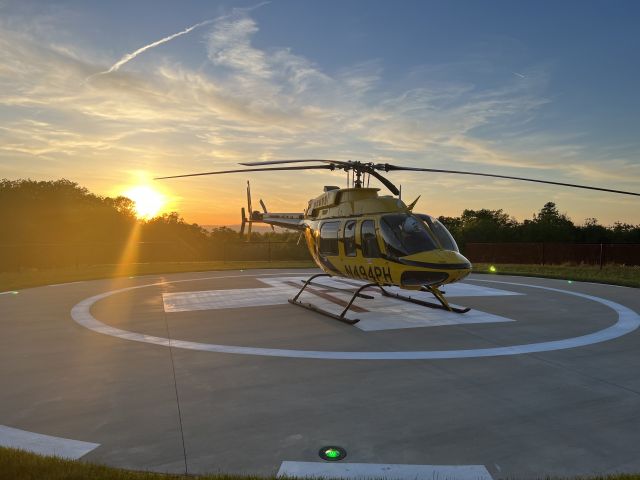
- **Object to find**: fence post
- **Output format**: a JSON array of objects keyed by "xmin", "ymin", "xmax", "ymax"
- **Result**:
[
  {"xmin": 541, "ymin": 242, "xmax": 545, "ymax": 266},
  {"xmin": 223, "ymin": 242, "xmax": 226, "ymax": 264},
  {"xmin": 268, "ymin": 240, "xmax": 272, "ymax": 262},
  {"xmin": 599, "ymin": 243, "xmax": 604, "ymax": 270}
]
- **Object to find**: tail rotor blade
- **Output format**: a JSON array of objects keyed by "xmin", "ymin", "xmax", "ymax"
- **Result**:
[
  {"xmin": 240, "ymin": 208, "xmax": 246, "ymax": 238},
  {"xmin": 246, "ymin": 181, "xmax": 253, "ymax": 215}
]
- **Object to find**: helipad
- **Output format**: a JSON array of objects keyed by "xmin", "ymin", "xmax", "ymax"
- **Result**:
[{"xmin": 2, "ymin": 269, "xmax": 640, "ymax": 478}]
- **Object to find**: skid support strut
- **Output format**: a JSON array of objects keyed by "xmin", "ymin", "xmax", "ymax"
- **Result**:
[
  {"xmin": 379, "ymin": 285, "xmax": 471, "ymax": 314},
  {"xmin": 288, "ymin": 273, "xmax": 378, "ymax": 325},
  {"xmin": 289, "ymin": 275, "xmax": 470, "ymax": 326}
]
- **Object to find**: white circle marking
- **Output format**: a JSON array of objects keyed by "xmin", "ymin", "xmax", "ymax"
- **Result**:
[{"xmin": 70, "ymin": 274, "xmax": 640, "ymax": 360}]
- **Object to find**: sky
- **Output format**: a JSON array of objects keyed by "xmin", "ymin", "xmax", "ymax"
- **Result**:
[{"xmin": 1, "ymin": 0, "xmax": 639, "ymax": 226}]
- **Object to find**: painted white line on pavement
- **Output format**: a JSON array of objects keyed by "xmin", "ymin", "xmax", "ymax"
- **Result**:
[
  {"xmin": 0, "ymin": 425, "xmax": 99, "ymax": 459},
  {"xmin": 70, "ymin": 274, "xmax": 640, "ymax": 360},
  {"xmin": 277, "ymin": 461, "xmax": 493, "ymax": 480},
  {"xmin": 48, "ymin": 281, "xmax": 85, "ymax": 287}
]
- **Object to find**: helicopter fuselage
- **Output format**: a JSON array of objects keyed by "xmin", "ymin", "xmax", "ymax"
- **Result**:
[{"xmin": 301, "ymin": 187, "xmax": 471, "ymax": 290}]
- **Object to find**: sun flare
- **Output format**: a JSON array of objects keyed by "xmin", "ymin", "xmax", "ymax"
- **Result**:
[{"xmin": 124, "ymin": 186, "xmax": 166, "ymax": 219}]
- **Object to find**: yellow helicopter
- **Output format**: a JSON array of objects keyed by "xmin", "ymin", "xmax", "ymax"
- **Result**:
[{"xmin": 157, "ymin": 159, "xmax": 639, "ymax": 325}]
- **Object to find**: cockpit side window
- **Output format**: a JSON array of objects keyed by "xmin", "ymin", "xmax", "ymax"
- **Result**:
[
  {"xmin": 380, "ymin": 213, "xmax": 438, "ymax": 257},
  {"xmin": 361, "ymin": 220, "xmax": 380, "ymax": 258}
]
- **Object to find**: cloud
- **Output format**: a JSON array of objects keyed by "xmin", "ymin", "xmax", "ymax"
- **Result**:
[
  {"xmin": 207, "ymin": 16, "xmax": 269, "ymax": 78},
  {"xmin": 0, "ymin": 8, "xmax": 638, "ymax": 225},
  {"xmin": 206, "ymin": 11, "xmax": 332, "ymax": 98}
]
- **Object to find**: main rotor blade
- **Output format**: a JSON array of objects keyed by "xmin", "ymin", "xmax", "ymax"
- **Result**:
[
  {"xmin": 154, "ymin": 164, "xmax": 334, "ymax": 180},
  {"xmin": 364, "ymin": 167, "xmax": 400, "ymax": 196},
  {"xmin": 240, "ymin": 159, "xmax": 349, "ymax": 166},
  {"xmin": 382, "ymin": 164, "xmax": 640, "ymax": 197}
]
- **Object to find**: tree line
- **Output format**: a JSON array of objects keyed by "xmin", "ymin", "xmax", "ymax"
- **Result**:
[
  {"xmin": 1, "ymin": 179, "xmax": 638, "ymax": 268},
  {"xmin": 0, "ymin": 179, "xmax": 305, "ymax": 269},
  {"xmin": 439, "ymin": 202, "xmax": 640, "ymax": 248},
  {"xmin": 0, "ymin": 179, "xmax": 296, "ymax": 247}
]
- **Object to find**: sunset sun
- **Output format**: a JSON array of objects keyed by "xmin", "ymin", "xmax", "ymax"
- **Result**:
[{"xmin": 124, "ymin": 186, "xmax": 166, "ymax": 219}]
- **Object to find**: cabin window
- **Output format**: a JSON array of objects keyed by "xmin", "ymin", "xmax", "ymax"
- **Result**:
[
  {"xmin": 319, "ymin": 221, "xmax": 340, "ymax": 255},
  {"xmin": 361, "ymin": 220, "xmax": 380, "ymax": 258},
  {"xmin": 380, "ymin": 213, "xmax": 438, "ymax": 257},
  {"xmin": 343, "ymin": 220, "xmax": 357, "ymax": 257},
  {"xmin": 418, "ymin": 215, "xmax": 460, "ymax": 252}
]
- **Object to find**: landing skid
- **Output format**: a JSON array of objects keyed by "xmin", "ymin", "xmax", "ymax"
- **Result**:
[
  {"xmin": 381, "ymin": 286, "xmax": 471, "ymax": 314},
  {"xmin": 288, "ymin": 274, "xmax": 470, "ymax": 325},
  {"xmin": 288, "ymin": 273, "xmax": 377, "ymax": 325}
]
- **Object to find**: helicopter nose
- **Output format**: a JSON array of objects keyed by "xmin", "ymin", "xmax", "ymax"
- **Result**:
[
  {"xmin": 400, "ymin": 250, "xmax": 472, "ymax": 286},
  {"xmin": 437, "ymin": 250, "xmax": 472, "ymax": 283},
  {"xmin": 428, "ymin": 249, "xmax": 471, "ymax": 266},
  {"xmin": 449, "ymin": 251, "xmax": 472, "ymax": 281}
]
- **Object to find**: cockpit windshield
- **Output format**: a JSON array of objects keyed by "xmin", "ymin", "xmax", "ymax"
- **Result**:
[
  {"xmin": 417, "ymin": 214, "xmax": 460, "ymax": 252},
  {"xmin": 380, "ymin": 213, "xmax": 438, "ymax": 257}
]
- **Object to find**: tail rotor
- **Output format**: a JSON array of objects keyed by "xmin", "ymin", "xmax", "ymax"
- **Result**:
[{"xmin": 240, "ymin": 181, "xmax": 267, "ymax": 240}]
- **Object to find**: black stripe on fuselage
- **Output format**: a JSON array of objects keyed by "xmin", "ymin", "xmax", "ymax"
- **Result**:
[{"xmin": 393, "ymin": 258, "xmax": 471, "ymax": 270}]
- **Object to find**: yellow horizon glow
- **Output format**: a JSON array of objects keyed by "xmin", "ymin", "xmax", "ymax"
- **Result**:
[{"xmin": 123, "ymin": 185, "xmax": 167, "ymax": 219}]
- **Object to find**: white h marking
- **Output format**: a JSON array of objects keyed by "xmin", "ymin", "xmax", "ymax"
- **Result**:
[
  {"xmin": 0, "ymin": 425, "xmax": 99, "ymax": 459},
  {"xmin": 162, "ymin": 277, "xmax": 521, "ymax": 331},
  {"xmin": 277, "ymin": 461, "xmax": 494, "ymax": 480}
]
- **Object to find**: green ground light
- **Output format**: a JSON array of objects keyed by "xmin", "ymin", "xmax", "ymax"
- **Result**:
[
  {"xmin": 489, "ymin": 265, "xmax": 497, "ymax": 273},
  {"xmin": 319, "ymin": 446, "xmax": 346, "ymax": 461}
]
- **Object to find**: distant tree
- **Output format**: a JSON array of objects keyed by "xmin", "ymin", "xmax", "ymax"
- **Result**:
[
  {"xmin": 457, "ymin": 208, "xmax": 518, "ymax": 244},
  {"xmin": 576, "ymin": 217, "xmax": 610, "ymax": 243},
  {"xmin": 521, "ymin": 202, "xmax": 575, "ymax": 242},
  {"xmin": 209, "ymin": 226, "xmax": 240, "ymax": 242},
  {"xmin": 534, "ymin": 202, "xmax": 573, "ymax": 226},
  {"xmin": 105, "ymin": 196, "xmax": 136, "ymax": 218},
  {"xmin": 137, "ymin": 213, "xmax": 210, "ymax": 261},
  {"xmin": 0, "ymin": 179, "xmax": 135, "ymax": 244},
  {"xmin": 610, "ymin": 222, "xmax": 640, "ymax": 243}
]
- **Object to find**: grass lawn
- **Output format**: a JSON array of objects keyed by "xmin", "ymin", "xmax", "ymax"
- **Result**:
[
  {"xmin": 2, "ymin": 446, "xmax": 640, "ymax": 480},
  {"xmin": 0, "ymin": 446, "xmax": 268, "ymax": 480},
  {"xmin": 473, "ymin": 263, "xmax": 640, "ymax": 288},
  {"xmin": 1, "ymin": 261, "xmax": 638, "ymax": 293},
  {"xmin": 0, "ymin": 260, "xmax": 316, "ymax": 293}
]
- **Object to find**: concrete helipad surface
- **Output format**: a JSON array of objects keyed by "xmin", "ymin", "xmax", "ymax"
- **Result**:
[{"xmin": 1, "ymin": 268, "xmax": 640, "ymax": 479}]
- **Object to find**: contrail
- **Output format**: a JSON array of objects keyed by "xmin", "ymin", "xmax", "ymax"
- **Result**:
[
  {"xmin": 85, "ymin": 2, "xmax": 270, "ymax": 83},
  {"xmin": 88, "ymin": 18, "xmax": 214, "ymax": 79},
  {"xmin": 106, "ymin": 19, "xmax": 214, "ymax": 73}
]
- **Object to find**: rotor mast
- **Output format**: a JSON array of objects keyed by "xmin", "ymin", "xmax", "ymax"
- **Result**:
[{"xmin": 352, "ymin": 166, "xmax": 363, "ymax": 188}]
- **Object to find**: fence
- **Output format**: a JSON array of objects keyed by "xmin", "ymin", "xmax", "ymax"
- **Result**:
[
  {"xmin": 3, "ymin": 241, "xmax": 639, "ymax": 272},
  {"xmin": 0, "ymin": 241, "xmax": 311, "ymax": 272},
  {"xmin": 464, "ymin": 243, "xmax": 640, "ymax": 267}
]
